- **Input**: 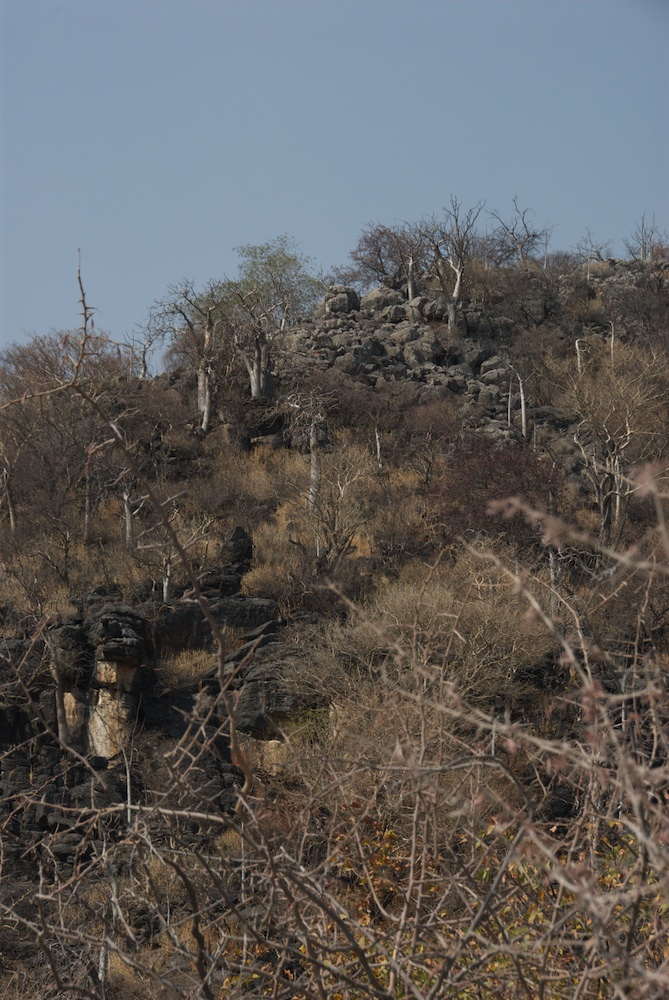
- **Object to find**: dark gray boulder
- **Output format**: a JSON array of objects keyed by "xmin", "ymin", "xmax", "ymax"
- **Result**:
[
  {"xmin": 88, "ymin": 605, "xmax": 147, "ymax": 667},
  {"xmin": 316, "ymin": 286, "xmax": 360, "ymax": 317},
  {"xmin": 232, "ymin": 642, "xmax": 328, "ymax": 737}
]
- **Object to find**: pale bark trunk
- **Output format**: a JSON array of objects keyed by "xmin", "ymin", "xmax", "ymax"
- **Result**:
[
  {"xmin": 123, "ymin": 491, "xmax": 135, "ymax": 548},
  {"xmin": 197, "ymin": 362, "xmax": 208, "ymax": 414},
  {"xmin": 308, "ymin": 419, "xmax": 320, "ymax": 511},
  {"xmin": 83, "ymin": 472, "xmax": 91, "ymax": 545},
  {"xmin": 197, "ymin": 364, "xmax": 213, "ymax": 432},
  {"xmin": 406, "ymin": 255, "xmax": 415, "ymax": 301},
  {"xmin": 518, "ymin": 373, "xmax": 527, "ymax": 441},
  {"xmin": 374, "ymin": 425, "xmax": 383, "ymax": 471},
  {"xmin": 249, "ymin": 364, "xmax": 263, "ymax": 399},
  {"xmin": 162, "ymin": 548, "xmax": 172, "ymax": 603},
  {"xmin": 201, "ymin": 372, "xmax": 212, "ymax": 434},
  {"xmin": 247, "ymin": 337, "xmax": 270, "ymax": 399},
  {"xmin": 446, "ymin": 261, "xmax": 463, "ymax": 332}
]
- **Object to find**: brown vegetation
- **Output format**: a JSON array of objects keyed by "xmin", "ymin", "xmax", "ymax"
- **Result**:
[{"xmin": 1, "ymin": 222, "xmax": 669, "ymax": 997}]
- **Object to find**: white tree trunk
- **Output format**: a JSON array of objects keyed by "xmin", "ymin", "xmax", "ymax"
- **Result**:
[
  {"xmin": 247, "ymin": 337, "xmax": 270, "ymax": 399},
  {"xmin": 407, "ymin": 255, "xmax": 415, "ymax": 301},
  {"xmin": 249, "ymin": 364, "xmax": 263, "ymax": 399},
  {"xmin": 197, "ymin": 364, "xmax": 213, "ymax": 432},
  {"xmin": 446, "ymin": 260, "xmax": 463, "ymax": 331},
  {"xmin": 518, "ymin": 373, "xmax": 527, "ymax": 441},
  {"xmin": 123, "ymin": 491, "xmax": 135, "ymax": 548},
  {"xmin": 162, "ymin": 547, "xmax": 172, "ymax": 603},
  {"xmin": 374, "ymin": 425, "xmax": 383, "ymax": 471},
  {"xmin": 308, "ymin": 418, "xmax": 321, "ymax": 512},
  {"xmin": 201, "ymin": 370, "xmax": 212, "ymax": 434},
  {"xmin": 1, "ymin": 467, "xmax": 16, "ymax": 533}
]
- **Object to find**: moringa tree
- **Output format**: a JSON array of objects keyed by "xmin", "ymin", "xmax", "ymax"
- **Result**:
[
  {"xmin": 422, "ymin": 196, "xmax": 485, "ymax": 330},
  {"xmin": 161, "ymin": 236, "xmax": 324, "ymax": 417},
  {"xmin": 154, "ymin": 277, "xmax": 231, "ymax": 434}
]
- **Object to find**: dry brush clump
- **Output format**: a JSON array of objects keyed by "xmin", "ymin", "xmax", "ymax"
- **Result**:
[
  {"xmin": 7, "ymin": 498, "xmax": 669, "ymax": 997},
  {"xmin": 316, "ymin": 551, "xmax": 554, "ymax": 713}
]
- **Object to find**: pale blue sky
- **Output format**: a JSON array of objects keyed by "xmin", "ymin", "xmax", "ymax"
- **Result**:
[{"xmin": 1, "ymin": 0, "xmax": 667, "ymax": 348}]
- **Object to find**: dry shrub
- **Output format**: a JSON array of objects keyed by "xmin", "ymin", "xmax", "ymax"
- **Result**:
[
  {"xmin": 189, "ymin": 447, "xmax": 307, "ymax": 533},
  {"xmin": 241, "ymin": 559, "xmax": 303, "ymax": 609},
  {"xmin": 323, "ymin": 550, "xmax": 552, "ymax": 707},
  {"xmin": 106, "ymin": 952, "xmax": 154, "ymax": 1000},
  {"xmin": 0, "ymin": 551, "xmax": 80, "ymax": 623},
  {"xmin": 367, "ymin": 466, "xmax": 433, "ymax": 563},
  {"xmin": 240, "ymin": 502, "xmax": 315, "ymax": 609},
  {"xmin": 215, "ymin": 825, "xmax": 244, "ymax": 858},
  {"xmin": 158, "ymin": 646, "xmax": 215, "ymax": 689},
  {"xmin": 279, "ymin": 628, "xmax": 527, "ymax": 844}
]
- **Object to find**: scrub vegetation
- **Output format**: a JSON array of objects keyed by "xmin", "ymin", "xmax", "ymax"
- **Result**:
[{"xmin": 1, "ymin": 208, "xmax": 669, "ymax": 997}]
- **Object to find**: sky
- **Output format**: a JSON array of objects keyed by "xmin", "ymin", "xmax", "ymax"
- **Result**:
[{"xmin": 0, "ymin": 0, "xmax": 667, "ymax": 349}]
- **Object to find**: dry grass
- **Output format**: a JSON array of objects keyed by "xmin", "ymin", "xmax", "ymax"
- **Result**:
[
  {"xmin": 241, "ymin": 501, "xmax": 316, "ymax": 608},
  {"xmin": 158, "ymin": 646, "xmax": 215, "ymax": 689}
]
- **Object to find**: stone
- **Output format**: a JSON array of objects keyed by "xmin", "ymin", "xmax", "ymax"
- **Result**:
[
  {"xmin": 47, "ymin": 621, "xmax": 91, "ymax": 685},
  {"xmin": 378, "ymin": 304, "xmax": 407, "ymax": 323},
  {"xmin": 422, "ymin": 298, "xmax": 448, "ymax": 322},
  {"xmin": 403, "ymin": 343, "xmax": 429, "ymax": 367},
  {"xmin": 199, "ymin": 570, "xmax": 244, "ymax": 596},
  {"xmin": 88, "ymin": 606, "xmax": 146, "ymax": 667},
  {"xmin": 481, "ymin": 367, "xmax": 508, "ymax": 385},
  {"xmin": 360, "ymin": 287, "xmax": 405, "ymax": 312},
  {"xmin": 477, "ymin": 385, "xmax": 501, "ymax": 408},
  {"xmin": 320, "ymin": 286, "xmax": 360, "ymax": 315},
  {"xmin": 259, "ymin": 739, "xmax": 290, "ymax": 776},
  {"xmin": 213, "ymin": 598, "xmax": 280, "ymax": 631},
  {"xmin": 406, "ymin": 295, "xmax": 428, "ymax": 321},
  {"xmin": 479, "ymin": 355, "xmax": 504, "ymax": 375},
  {"xmin": 464, "ymin": 347, "xmax": 485, "ymax": 369},
  {"xmin": 63, "ymin": 692, "xmax": 87, "ymax": 741},
  {"xmin": 389, "ymin": 324, "xmax": 419, "ymax": 345},
  {"xmin": 88, "ymin": 689, "xmax": 138, "ymax": 759},
  {"xmin": 93, "ymin": 660, "xmax": 140, "ymax": 693},
  {"xmin": 232, "ymin": 643, "xmax": 327, "ymax": 736}
]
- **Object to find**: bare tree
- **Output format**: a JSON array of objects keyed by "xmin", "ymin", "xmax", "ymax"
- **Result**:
[
  {"xmin": 488, "ymin": 195, "xmax": 551, "ymax": 266},
  {"xmin": 555, "ymin": 338, "xmax": 669, "ymax": 545},
  {"xmin": 159, "ymin": 278, "xmax": 228, "ymax": 433},
  {"xmin": 624, "ymin": 211, "xmax": 669, "ymax": 263},
  {"xmin": 334, "ymin": 220, "xmax": 432, "ymax": 296},
  {"xmin": 162, "ymin": 238, "xmax": 323, "ymax": 407},
  {"xmin": 220, "ymin": 278, "xmax": 288, "ymax": 401},
  {"xmin": 574, "ymin": 228, "xmax": 613, "ymax": 279},
  {"xmin": 422, "ymin": 196, "xmax": 485, "ymax": 330},
  {"xmin": 125, "ymin": 314, "xmax": 167, "ymax": 379}
]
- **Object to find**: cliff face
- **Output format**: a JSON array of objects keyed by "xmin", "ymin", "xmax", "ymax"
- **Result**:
[{"xmin": 0, "ymin": 578, "xmax": 335, "ymax": 873}]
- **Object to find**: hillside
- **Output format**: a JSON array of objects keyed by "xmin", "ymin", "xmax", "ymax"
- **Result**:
[{"xmin": 1, "ymin": 250, "xmax": 669, "ymax": 998}]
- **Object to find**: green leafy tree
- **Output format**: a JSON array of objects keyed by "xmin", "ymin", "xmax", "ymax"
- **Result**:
[
  {"xmin": 162, "ymin": 236, "xmax": 324, "ymax": 421},
  {"xmin": 223, "ymin": 235, "xmax": 324, "ymax": 399}
]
